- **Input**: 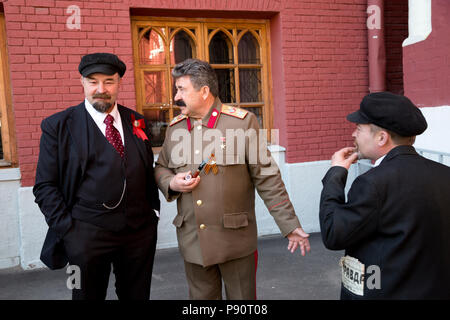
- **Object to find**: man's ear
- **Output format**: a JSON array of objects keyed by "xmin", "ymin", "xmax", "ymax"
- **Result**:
[
  {"xmin": 201, "ymin": 86, "xmax": 210, "ymax": 100},
  {"xmin": 378, "ymin": 131, "xmax": 389, "ymax": 146}
]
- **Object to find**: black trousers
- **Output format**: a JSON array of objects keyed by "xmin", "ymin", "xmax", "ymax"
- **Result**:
[{"xmin": 63, "ymin": 217, "xmax": 158, "ymax": 300}]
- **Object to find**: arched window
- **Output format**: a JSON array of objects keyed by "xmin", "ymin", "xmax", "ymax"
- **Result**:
[{"xmin": 132, "ymin": 18, "xmax": 271, "ymax": 147}]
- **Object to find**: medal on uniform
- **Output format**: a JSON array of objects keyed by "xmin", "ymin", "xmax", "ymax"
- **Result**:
[
  {"xmin": 131, "ymin": 114, "xmax": 148, "ymax": 141},
  {"xmin": 204, "ymin": 153, "xmax": 218, "ymax": 175}
]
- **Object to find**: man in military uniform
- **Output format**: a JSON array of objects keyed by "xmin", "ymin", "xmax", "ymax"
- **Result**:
[
  {"xmin": 320, "ymin": 92, "xmax": 450, "ymax": 299},
  {"xmin": 155, "ymin": 59, "xmax": 310, "ymax": 300}
]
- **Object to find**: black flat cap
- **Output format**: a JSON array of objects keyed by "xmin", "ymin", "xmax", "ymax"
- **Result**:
[
  {"xmin": 347, "ymin": 92, "xmax": 427, "ymax": 136},
  {"xmin": 78, "ymin": 52, "xmax": 126, "ymax": 77}
]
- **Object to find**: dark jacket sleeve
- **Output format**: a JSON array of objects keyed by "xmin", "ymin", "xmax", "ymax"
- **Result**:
[
  {"xmin": 143, "ymin": 118, "xmax": 161, "ymax": 211},
  {"xmin": 33, "ymin": 118, "xmax": 73, "ymax": 239},
  {"xmin": 319, "ymin": 166, "xmax": 379, "ymax": 250}
]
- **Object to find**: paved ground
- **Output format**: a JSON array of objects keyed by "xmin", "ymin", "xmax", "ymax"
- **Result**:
[{"xmin": 0, "ymin": 232, "xmax": 343, "ymax": 300}]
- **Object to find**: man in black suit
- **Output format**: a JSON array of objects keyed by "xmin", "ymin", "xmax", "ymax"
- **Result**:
[
  {"xmin": 33, "ymin": 53, "xmax": 160, "ymax": 300},
  {"xmin": 320, "ymin": 92, "xmax": 450, "ymax": 299}
]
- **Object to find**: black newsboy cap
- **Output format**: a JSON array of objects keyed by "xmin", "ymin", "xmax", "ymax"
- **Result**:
[
  {"xmin": 78, "ymin": 53, "xmax": 126, "ymax": 77},
  {"xmin": 346, "ymin": 92, "xmax": 427, "ymax": 136}
]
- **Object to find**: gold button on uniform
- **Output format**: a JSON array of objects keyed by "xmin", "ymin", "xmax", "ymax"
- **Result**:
[
  {"xmin": 200, "ymin": 224, "xmax": 206, "ymax": 230},
  {"xmin": 197, "ymin": 200, "xmax": 202, "ymax": 206}
]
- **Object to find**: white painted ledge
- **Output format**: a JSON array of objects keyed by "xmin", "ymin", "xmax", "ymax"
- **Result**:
[
  {"xmin": 0, "ymin": 168, "xmax": 21, "ymax": 181},
  {"xmin": 403, "ymin": 0, "xmax": 432, "ymax": 47}
]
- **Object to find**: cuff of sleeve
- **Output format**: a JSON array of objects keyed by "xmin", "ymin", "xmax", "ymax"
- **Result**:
[
  {"xmin": 280, "ymin": 220, "xmax": 302, "ymax": 237},
  {"xmin": 322, "ymin": 166, "xmax": 348, "ymax": 185},
  {"xmin": 158, "ymin": 175, "xmax": 181, "ymax": 202},
  {"xmin": 167, "ymin": 186, "xmax": 181, "ymax": 202}
]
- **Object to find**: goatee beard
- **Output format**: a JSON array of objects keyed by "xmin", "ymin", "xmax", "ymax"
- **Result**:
[{"xmin": 93, "ymin": 101, "xmax": 113, "ymax": 113}]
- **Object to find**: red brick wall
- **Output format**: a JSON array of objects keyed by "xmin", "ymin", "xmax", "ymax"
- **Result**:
[
  {"xmin": 403, "ymin": 0, "xmax": 450, "ymax": 107},
  {"xmin": 280, "ymin": 0, "xmax": 368, "ymax": 163},
  {"xmin": 384, "ymin": 0, "xmax": 408, "ymax": 95},
  {"xmin": 1, "ymin": 0, "xmax": 369, "ymax": 186},
  {"xmin": 2, "ymin": 0, "xmax": 135, "ymax": 186}
]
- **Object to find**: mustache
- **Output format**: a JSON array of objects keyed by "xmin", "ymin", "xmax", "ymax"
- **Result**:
[
  {"xmin": 92, "ymin": 93, "xmax": 111, "ymax": 99},
  {"xmin": 175, "ymin": 99, "xmax": 186, "ymax": 107}
]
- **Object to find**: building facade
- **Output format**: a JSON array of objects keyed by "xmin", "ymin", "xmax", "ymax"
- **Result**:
[{"xmin": 0, "ymin": 0, "xmax": 448, "ymax": 270}]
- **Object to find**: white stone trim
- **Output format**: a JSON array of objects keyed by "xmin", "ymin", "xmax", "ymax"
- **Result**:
[
  {"xmin": 0, "ymin": 168, "xmax": 21, "ymax": 181},
  {"xmin": 403, "ymin": 0, "xmax": 432, "ymax": 47},
  {"xmin": 267, "ymin": 144, "xmax": 286, "ymax": 153},
  {"xmin": 415, "ymin": 106, "xmax": 450, "ymax": 158}
]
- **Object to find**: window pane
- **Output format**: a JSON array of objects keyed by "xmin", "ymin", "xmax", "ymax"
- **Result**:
[
  {"xmin": 170, "ymin": 30, "xmax": 195, "ymax": 65},
  {"xmin": 215, "ymin": 68, "xmax": 235, "ymax": 103},
  {"xmin": 238, "ymin": 32, "xmax": 260, "ymax": 64},
  {"xmin": 139, "ymin": 28, "xmax": 166, "ymax": 65},
  {"xmin": 209, "ymin": 31, "xmax": 234, "ymax": 64},
  {"xmin": 143, "ymin": 109, "xmax": 170, "ymax": 147},
  {"xmin": 239, "ymin": 68, "xmax": 262, "ymax": 103},
  {"xmin": 143, "ymin": 71, "xmax": 166, "ymax": 104},
  {"xmin": 242, "ymin": 107, "xmax": 263, "ymax": 128}
]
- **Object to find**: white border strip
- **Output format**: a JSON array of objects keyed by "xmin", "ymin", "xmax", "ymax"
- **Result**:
[
  {"xmin": 0, "ymin": 168, "xmax": 21, "ymax": 181},
  {"xmin": 403, "ymin": 0, "xmax": 432, "ymax": 46}
]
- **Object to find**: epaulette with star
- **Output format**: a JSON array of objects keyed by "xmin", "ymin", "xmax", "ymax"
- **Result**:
[
  {"xmin": 169, "ymin": 114, "xmax": 188, "ymax": 126},
  {"xmin": 221, "ymin": 104, "xmax": 248, "ymax": 119}
]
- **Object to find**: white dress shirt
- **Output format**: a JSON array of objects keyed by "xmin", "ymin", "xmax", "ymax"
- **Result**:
[
  {"xmin": 84, "ymin": 98, "xmax": 125, "ymax": 146},
  {"xmin": 373, "ymin": 154, "xmax": 386, "ymax": 167}
]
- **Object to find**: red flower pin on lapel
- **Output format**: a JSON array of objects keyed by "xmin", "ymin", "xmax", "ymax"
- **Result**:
[{"xmin": 131, "ymin": 114, "xmax": 149, "ymax": 141}]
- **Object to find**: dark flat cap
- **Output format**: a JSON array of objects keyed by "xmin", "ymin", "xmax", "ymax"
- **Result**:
[
  {"xmin": 78, "ymin": 53, "xmax": 126, "ymax": 77},
  {"xmin": 347, "ymin": 92, "xmax": 427, "ymax": 136}
]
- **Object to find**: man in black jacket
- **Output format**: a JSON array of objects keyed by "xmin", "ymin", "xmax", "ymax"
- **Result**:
[
  {"xmin": 320, "ymin": 92, "xmax": 450, "ymax": 299},
  {"xmin": 33, "ymin": 53, "xmax": 160, "ymax": 300}
]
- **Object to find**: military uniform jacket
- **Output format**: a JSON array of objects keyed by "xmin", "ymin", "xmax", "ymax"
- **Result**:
[
  {"xmin": 320, "ymin": 145, "xmax": 450, "ymax": 299},
  {"xmin": 155, "ymin": 98, "xmax": 301, "ymax": 267}
]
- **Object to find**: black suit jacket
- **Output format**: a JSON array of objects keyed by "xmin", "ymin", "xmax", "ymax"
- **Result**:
[
  {"xmin": 34, "ymin": 102, "xmax": 160, "ymax": 269},
  {"xmin": 320, "ymin": 145, "xmax": 450, "ymax": 299}
]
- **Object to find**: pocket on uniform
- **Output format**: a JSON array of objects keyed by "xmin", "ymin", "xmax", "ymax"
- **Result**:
[
  {"xmin": 172, "ymin": 214, "xmax": 184, "ymax": 228},
  {"xmin": 223, "ymin": 212, "xmax": 249, "ymax": 229}
]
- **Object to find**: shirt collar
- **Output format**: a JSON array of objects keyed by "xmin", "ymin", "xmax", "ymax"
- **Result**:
[
  {"xmin": 187, "ymin": 97, "xmax": 221, "ymax": 131},
  {"xmin": 373, "ymin": 154, "xmax": 386, "ymax": 167},
  {"xmin": 201, "ymin": 97, "xmax": 221, "ymax": 128}
]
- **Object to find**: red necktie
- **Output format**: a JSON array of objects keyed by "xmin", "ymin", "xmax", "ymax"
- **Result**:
[{"xmin": 104, "ymin": 114, "xmax": 124, "ymax": 158}]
